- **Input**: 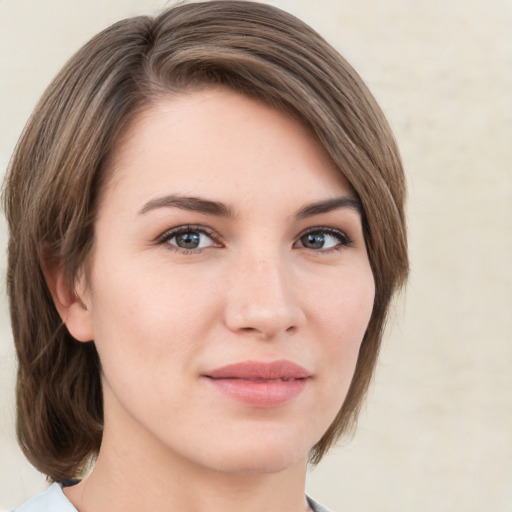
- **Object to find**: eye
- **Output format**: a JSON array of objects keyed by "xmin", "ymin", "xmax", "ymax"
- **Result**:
[
  {"xmin": 159, "ymin": 225, "xmax": 218, "ymax": 252},
  {"xmin": 295, "ymin": 228, "xmax": 352, "ymax": 251}
]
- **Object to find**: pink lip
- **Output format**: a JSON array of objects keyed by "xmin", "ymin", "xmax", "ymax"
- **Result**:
[{"xmin": 204, "ymin": 360, "xmax": 311, "ymax": 408}]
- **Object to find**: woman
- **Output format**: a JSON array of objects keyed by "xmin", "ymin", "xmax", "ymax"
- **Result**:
[{"xmin": 3, "ymin": 1, "xmax": 408, "ymax": 511}]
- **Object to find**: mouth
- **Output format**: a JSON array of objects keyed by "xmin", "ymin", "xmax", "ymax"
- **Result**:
[
  {"xmin": 221, "ymin": 377, "xmax": 300, "ymax": 382},
  {"xmin": 203, "ymin": 360, "xmax": 311, "ymax": 408}
]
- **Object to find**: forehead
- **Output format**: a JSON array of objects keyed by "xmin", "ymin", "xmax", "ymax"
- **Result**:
[{"xmin": 102, "ymin": 87, "xmax": 351, "ymax": 213}]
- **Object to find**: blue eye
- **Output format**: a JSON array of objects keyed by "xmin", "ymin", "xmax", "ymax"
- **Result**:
[
  {"xmin": 296, "ymin": 229, "xmax": 351, "ymax": 251},
  {"xmin": 161, "ymin": 226, "xmax": 216, "ymax": 251}
]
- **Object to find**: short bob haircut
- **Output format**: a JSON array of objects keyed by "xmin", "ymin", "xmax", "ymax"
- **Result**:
[{"xmin": 2, "ymin": 0, "xmax": 408, "ymax": 482}]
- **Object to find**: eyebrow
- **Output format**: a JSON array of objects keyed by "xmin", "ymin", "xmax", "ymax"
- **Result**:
[
  {"xmin": 295, "ymin": 196, "xmax": 362, "ymax": 219},
  {"xmin": 138, "ymin": 195, "xmax": 235, "ymax": 217},
  {"xmin": 138, "ymin": 194, "xmax": 362, "ymax": 219}
]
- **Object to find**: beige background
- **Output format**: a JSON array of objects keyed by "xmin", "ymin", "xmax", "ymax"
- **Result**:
[{"xmin": 1, "ymin": 0, "xmax": 511, "ymax": 510}]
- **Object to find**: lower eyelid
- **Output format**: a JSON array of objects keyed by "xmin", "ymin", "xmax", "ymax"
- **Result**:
[{"xmin": 156, "ymin": 226, "xmax": 355, "ymax": 251}]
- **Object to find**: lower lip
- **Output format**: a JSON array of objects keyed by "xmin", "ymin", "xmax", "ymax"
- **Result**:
[{"xmin": 205, "ymin": 377, "xmax": 308, "ymax": 408}]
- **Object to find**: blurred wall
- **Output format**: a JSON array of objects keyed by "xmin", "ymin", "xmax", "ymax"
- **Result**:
[{"xmin": 1, "ymin": 0, "xmax": 511, "ymax": 510}]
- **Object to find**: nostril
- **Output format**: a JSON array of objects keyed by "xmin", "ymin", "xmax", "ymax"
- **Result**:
[
  {"xmin": 237, "ymin": 325, "xmax": 298, "ymax": 338},
  {"xmin": 225, "ymin": 302, "xmax": 304, "ymax": 339}
]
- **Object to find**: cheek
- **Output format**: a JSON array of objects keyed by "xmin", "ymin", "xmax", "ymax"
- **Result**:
[
  {"xmin": 87, "ymin": 262, "xmax": 220, "ymax": 393},
  {"xmin": 311, "ymin": 265, "xmax": 375, "ymax": 396},
  {"xmin": 314, "ymin": 264, "xmax": 375, "ymax": 340}
]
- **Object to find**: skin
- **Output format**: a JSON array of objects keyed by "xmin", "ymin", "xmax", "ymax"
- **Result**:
[{"xmin": 53, "ymin": 88, "xmax": 375, "ymax": 512}]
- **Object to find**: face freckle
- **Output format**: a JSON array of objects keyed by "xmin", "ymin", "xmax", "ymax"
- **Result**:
[{"xmin": 82, "ymin": 87, "xmax": 375, "ymax": 476}]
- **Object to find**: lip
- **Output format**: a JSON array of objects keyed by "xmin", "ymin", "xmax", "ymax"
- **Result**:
[{"xmin": 203, "ymin": 360, "xmax": 311, "ymax": 408}]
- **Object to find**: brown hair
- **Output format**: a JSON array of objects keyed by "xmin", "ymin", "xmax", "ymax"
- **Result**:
[{"xmin": 2, "ymin": 0, "xmax": 408, "ymax": 481}]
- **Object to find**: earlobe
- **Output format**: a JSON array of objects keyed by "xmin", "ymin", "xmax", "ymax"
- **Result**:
[{"xmin": 42, "ymin": 258, "xmax": 94, "ymax": 343}]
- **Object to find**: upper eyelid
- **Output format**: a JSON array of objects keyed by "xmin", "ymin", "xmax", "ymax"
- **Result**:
[
  {"xmin": 154, "ymin": 224, "xmax": 354, "ymax": 246},
  {"xmin": 297, "ymin": 226, "xmax": 352, "ymax": 239},
  {"xmin": 299, "ymin": 226, "xmax": 345, "ymax": 234},
  {"xmin": 156, "ymin": 224, "xmax": 219, "ymax": 244}
]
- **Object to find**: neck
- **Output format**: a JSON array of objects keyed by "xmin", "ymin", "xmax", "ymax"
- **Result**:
[{"xmin": 66, "ymin": 449, "xmax": 309, "ymax": 512}]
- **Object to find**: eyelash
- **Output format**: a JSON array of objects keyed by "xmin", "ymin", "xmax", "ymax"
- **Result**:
[
  {"xmin": 295, "ymin": 227, "xmax": 354, "ymax": 253},
  {"xmin": 156, "ymin": 225, "xmax": 221, "ymax": 254},
  {"xmin": 156, "ymin": 225, "xmax": 354, "ymax": 254}
]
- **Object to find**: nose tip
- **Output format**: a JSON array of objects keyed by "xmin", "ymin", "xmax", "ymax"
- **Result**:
[
  {"xmin": 224, "ymin": 258, "xmax": 304, "ymax": 340},
  {"xmin": 227, "ymin": 311, "xmax": 300, "ymax": 340}
]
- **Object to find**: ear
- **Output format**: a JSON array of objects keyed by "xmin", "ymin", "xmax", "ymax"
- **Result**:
[{"xmin": 42, "ymin": 258, "xmax": 94, "ymax": 342}]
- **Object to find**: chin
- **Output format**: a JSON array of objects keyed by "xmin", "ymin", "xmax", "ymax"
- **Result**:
[
  {"xmin": 211, "ymin": 453, "xmax": 307, "ymax": 476},
  {"xmin": 188, "ymin": 432, "xmax": 311, "ymax": 475}
]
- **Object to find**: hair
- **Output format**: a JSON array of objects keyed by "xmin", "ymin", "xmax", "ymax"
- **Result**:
[{"xmin": 2, "ymin": 0, "xmax": 408, "ymax": 481}]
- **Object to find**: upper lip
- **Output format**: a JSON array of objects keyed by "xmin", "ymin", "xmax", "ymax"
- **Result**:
[{"xmin": 205, "ymin": 360, "xmax": 311, "ymax": 381}]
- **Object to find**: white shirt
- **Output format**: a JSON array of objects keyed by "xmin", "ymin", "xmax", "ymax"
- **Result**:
[
  {"xmin": 12, "ymin": 482, "xmax": 331, "ymax": 512},
  {"xmin": 12, "ymin": 483, "xmax": 76, "ymax": 512}
]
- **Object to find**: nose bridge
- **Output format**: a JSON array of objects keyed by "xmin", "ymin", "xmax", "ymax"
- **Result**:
[{"xmin": 225, "ymin": 245, "xmax": 302, "ymax": 338}]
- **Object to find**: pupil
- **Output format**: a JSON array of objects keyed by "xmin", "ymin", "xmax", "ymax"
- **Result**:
[
  {"xmin": 177, "ymin": 232, "xmax": 200, "ymax": 248},
  {"xmin": 303, "ymin": 233, "xmax": 325, "ymax": 249}
]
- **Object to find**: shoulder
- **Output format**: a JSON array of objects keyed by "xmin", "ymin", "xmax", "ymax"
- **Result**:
[
  {"xmin": 11, "ymin": 483, "xmax": 77, "ymax": 512},
  {"xmin": 307, "ymin": 495, "xmax": 333, "ymax": 512}
]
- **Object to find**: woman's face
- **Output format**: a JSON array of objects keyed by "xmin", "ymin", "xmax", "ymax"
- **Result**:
[{"xmin": 75, "ymin": 88, "xmax": 375, "ymax": 475}]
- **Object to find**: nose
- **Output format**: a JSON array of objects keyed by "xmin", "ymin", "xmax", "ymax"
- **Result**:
[{"xmin": 224, "ymin": 253, "xmax": 305, "ymax": 340}]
